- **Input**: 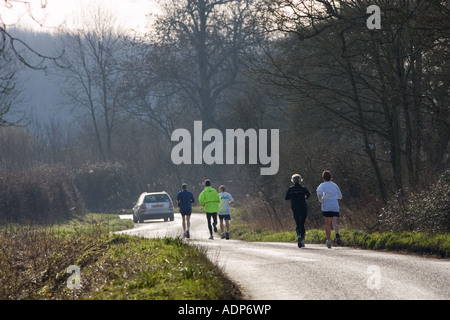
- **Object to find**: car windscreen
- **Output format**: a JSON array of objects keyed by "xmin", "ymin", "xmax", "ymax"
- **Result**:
[{"xmin": 144, "ymin": 194, "xmax": 170, "ymax": 203}]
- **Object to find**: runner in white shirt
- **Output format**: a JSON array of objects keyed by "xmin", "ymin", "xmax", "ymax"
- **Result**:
[
  {"xmin": 218, "ymin": 185, "xmax": 234, "ymax": 240},
  {"xmin": 317, "ymin": 170, "xmax": 343, "ymax": 248}
]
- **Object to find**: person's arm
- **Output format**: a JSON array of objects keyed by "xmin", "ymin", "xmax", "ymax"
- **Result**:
[
  {"xmin": 190, "ymin": 192, "xmax": 195, "ymax": 203},
  {"xmin": 316, "ymin": 185, "xmax": 323, "ymax": 202},
  {"xmin": 337, "ymin": 185, "xmax": 343, "ymax": 200},
  {"xmin": 305, "ymin": 187, "xmax": 311, "ymax": 200},
  {"xmin": 198, "ymin": 191, "xmax": 205, "ymax": 206},
  {"xmin": 229, "ymin": 193, "xmax": 235, "ymax": 206},
  {"xmin": 285, "ymin": 188, "xmax": 291, "ymax": 200}
]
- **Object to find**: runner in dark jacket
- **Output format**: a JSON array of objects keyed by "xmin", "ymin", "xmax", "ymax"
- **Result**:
[
  {"xmin": 285, "ymin": 174, "xmax": 311, "ymax": 248},
  {"xmin": 177, "ymin": 183, "xmax": 195, "ymax": 238}
]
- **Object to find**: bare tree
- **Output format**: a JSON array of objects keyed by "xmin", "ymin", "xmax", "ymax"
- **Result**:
[
  {"xmin": 1, "ymin": 0, "xmax": 59, "ymax": 126},
  {"xmin": 143, "ymin": 0, "xmax": 261, "ymax": 127},
  {"xmin": 254, "ymin": 0, "xmax": 450, "ymax": 199},
  {"xmin": 0, "ymin": 50, "xmax": 21, "ymax": 126},
  {"xmin": 55, "ymin": 6, "xmax": 128, "ymax": 160}
]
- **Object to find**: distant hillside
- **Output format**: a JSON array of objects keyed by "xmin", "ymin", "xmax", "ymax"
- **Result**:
[{"xmin": 6, "ymin": 27, "xmax": 74, "ymax": 124}]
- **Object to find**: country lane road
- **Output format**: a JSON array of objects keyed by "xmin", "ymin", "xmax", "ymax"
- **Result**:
[{"xmin": 117, "ymin": 213, "xmax": 450, "ymax": 300}]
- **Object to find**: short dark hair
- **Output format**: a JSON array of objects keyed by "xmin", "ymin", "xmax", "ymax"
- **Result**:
[
  {"xmin": 322, "ymin": 170, "xmax": 332, "ymax": 181},
  {"xmin": 219, "ymin": 185, "xmax": 225, "ymax": 191},
  {"xmin": 205, "ymin": 179, "xmax": 211, "ymax": 186}
]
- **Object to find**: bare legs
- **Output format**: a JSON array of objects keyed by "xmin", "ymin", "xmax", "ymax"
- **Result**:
[
  {"xmin": 182, "ymin": 215, "xmax": 191, "ymax": 232},
  {"xmin": 325, "ymin": 217, "xmax": 332, "ymax": 241},
  {"xmin": 220, "ymin": 219, "xmax": 230, "ymax": 233},
  {"xmin": 324, "ymin": 216, "xmax": 340, "ymax": 246},
  {"xmin": 182, "ymin": 215, "xmax": 191, "ymax": 238}
]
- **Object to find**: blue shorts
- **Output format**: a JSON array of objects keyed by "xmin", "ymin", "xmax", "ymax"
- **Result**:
[
  {"xmin": 219, "ymin": 214, "xmax": 231, "ymax": 221},
  {"xmin": 323, "ymin": 211, "xmax": 339, "ymax": 217},
  {"xmin": 180, "ymin": 210, "xmax": 192, "ymax": 216}
]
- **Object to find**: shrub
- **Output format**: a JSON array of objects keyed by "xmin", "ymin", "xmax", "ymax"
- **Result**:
[
  {"xmin": 74, "ymin": 162, "xmax": 136, "ymax": 212},
  {"xmin": 380, "ymin": 169, "xmax": 450, "ymax": 234},
  {"xmin": 0, "ymin": 165, "xmax": 84, "ymax": 224}
]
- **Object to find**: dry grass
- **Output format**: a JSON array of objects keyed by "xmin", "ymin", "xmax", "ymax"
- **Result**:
[{"xmin": 0, "ymin": 214, "xmax": 242, "ymax": 300}]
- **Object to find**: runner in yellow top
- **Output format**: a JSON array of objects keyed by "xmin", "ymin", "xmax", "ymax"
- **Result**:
[{"xmin": 198, "ymin": 179, "xmax": 221, "ymax": 240}]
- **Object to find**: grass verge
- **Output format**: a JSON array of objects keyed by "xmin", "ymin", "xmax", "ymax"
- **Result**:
[
  {"xmin": 0, "ymin": 214, "xmax": 242, "ymax": 300},
  {"xmin": 231, "ymin": 212, "xmax": 449, "ymax": 258}
]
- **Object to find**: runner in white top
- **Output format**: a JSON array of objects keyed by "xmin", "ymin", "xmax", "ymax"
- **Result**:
[
  {"xmin": 218, "ymin": 185, "xmax": 234, "ymax": 240},
  {"xmin": 317, "ymin": 170, "xmax": 343, "ymax": 248}
]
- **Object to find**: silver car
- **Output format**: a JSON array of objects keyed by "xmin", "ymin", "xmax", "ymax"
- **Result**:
[{"xmin": 132, "ymin": 192, "xmax": 174, "ymax": 223}]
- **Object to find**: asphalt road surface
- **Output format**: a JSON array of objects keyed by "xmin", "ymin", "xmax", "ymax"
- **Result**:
[{"xmin": 118, "ymin": 213, "xmax": 450, "ymax": 300}]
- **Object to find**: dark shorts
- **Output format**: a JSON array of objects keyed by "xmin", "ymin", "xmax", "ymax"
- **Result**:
[
  {"xmin": 323, "ymin": 211, "xmax": 340, "ymax": 217},
  {"xmin": 219, "ymin": 214, "xmax": 231, "ymax": 221},
  {"xmin": 180, "ymin": 210, "xmax": 192, "ymax": 216}
]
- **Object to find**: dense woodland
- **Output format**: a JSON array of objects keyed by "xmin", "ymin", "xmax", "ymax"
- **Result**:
[{"xmin": 0, "ymin": 0, "xmax": 449, "ymax": 233}]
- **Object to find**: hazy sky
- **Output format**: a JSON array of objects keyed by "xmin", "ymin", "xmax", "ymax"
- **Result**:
[{"xmin": 1, "ymin": 0, "xmax": 155, "ymax": 33}]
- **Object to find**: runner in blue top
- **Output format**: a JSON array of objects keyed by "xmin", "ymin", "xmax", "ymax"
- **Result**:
[
  {"xmin": 218, "ymin": 185, "xmax": 234, "ymax": 240},
  {"xmin": 177, "ymin": 183, "xmax": 195, "ymax": 238}
]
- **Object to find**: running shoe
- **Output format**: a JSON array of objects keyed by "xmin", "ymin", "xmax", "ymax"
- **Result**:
[
  {"xmin": 297, "ymin": 236, "xmax": 302, "ymax": 248},
  {"xmin": 301, "ymin": 239, "xmax": 305, "ymax": 247},
  {"xmin": 326, "ymin": 240, "xmax": 332, "ymax": 249},
  {"xmin": 225, "ymin": 232, "xmax": 230, "ymax": 240},
  {"xmin": 221, "ymin": 232, "xmax": 226, "ymax": 239},
  {"xmin": 209, "ymin": 235, "xmax": 214, "ymax": 240},
  {"xmin": 336, "ymin": 233, "xmax": 341, "ymax": 246},
  {"xmin": 185, "ymin": 230, "xmax": 190, "ymax": 239}
]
